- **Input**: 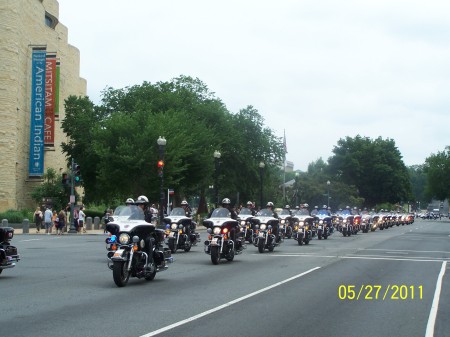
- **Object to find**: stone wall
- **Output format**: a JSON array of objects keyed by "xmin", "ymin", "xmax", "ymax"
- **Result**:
[{"xmin": 0, "ymin": 0, "xmax": 86, "ymax": 211}]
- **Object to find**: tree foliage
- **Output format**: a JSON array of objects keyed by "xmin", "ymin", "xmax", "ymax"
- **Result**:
[
  {"xmin": 327, "ymin": 136, "xmax": 412, "ymax": 207},
  {"xmin": 30, "ymin": 168, "xmax": 69, "ymax": 211},
  {"xmin": 424, "ymin": 146, "xmax": 450, "ymax": 201},
  {"xmin": 60, "ymin": 76, "xmax": 284, "ymax": 209}
]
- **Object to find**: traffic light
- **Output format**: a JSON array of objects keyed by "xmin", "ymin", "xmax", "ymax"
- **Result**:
[
  {"xmin": 157, "ymin": 160, "xmax": 164, "ymax": 177},
  {"xmin": 74, "ymin": 164, "xmax": 82, "ymax": 185},
  {"xmin": 62, "ymin": 173, "xmax": 69, "ymax": 186}
]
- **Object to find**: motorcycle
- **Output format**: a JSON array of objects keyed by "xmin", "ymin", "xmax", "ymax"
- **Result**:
[
  {"xmin": 0, "ymin": 226, "xmax": 20, "ymax": 275},
  {"xmin": 292, "ymin": 209, "xmax": 314, "ymax": 245},
  {"xmin": 336, "ymin": 210, "xmax": 354, "ymax": 237},
  {"xmin": 278, "ymin": 209, "xmax": 293, "ymax": 239},
  {"xmin": 203, "ymin": 208, "xmax": 244, "ymax": 264},
  {"xmin": 315, "ymin": 209, "xmax": 332, "ymax": 240},
  {"xmin": 105, "ymin": 205, "xmax": 173, "ymax": 287},
  {"xmin": 250, "ymin": 209, "xmax": 281, "ymax": 253},
  {"xmin": 238, "ymin": 207, "xmax": 255, "ymax": 243},
  {"xmin": 164, "ymin": 207, "xmax": 200, "ymax": 253}
]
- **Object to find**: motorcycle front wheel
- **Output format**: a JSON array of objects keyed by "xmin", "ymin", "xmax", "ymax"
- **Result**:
[
  {"xmin": 211, "ymin": 246, "xmax": 220, "ymax": 265},
  {"xmin": 112, "ymin": 261, "xmax": 130, "ymax": 287},
  {"xmin": 258, "ymin": 238, "xmax": 265, "ymax": 253},
  {"xmin": 226, "ymin": 246, "xmax": 235, "ymax": 261},
  {"xmin": 168, "ymin": 239, "xmax": 176, "ymax": 254},
  {"xmin": 145, "ymin": 257, "xmax": 157, "ymax": 281}
]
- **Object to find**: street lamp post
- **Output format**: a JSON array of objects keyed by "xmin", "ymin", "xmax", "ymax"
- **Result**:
[
  {"xmin": 294, "ymin": 172, "xmax": 299, "ymax": 206},
  {"xmin": 214, "ymin": 150, "xmax": 221, "ymax": 208},
  {"xmin": 157, "ymin": 136, "xmax": 167, "ymax": 226},
  {"xmin": 327, "ymin": 180, "xmax": 331, "ymax": 208},
  {"xmin": 259, "ymin": 162, "xmax": 265, "ymax": 209}
]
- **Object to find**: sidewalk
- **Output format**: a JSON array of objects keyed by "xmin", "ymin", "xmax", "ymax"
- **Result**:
[{"xmin": 12, "ymin": 228, "xmax": 107, "ymax": 235}]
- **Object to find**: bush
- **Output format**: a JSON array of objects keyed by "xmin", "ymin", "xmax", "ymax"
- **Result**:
[{"xmin": 0, "ymin": 209, "xmax": 34, "ymax": 223}]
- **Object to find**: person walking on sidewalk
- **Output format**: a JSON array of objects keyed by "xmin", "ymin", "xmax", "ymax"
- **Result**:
[
  {"xmin": 44, "ymin": 207, "xmax": 53, "ymax": 234},
  {"xmin": 34, "ymin": 207, "xmax": 43, "ymax": 233},
  {"xmin": 78, "ymin": 206, "xmax": 86, "ymax": 233},
  {"xmin": 57, "ymin": 209, "xmax": 66, "ymax": 235}
]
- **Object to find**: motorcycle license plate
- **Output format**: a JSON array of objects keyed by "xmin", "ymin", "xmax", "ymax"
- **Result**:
[
  {"xmin": 210, "ymin": 238, "xmax": 218, "ymax": 246},
  {"xmin": 258, "ymin": 232, "xmax": 264, "ymax": 237},
  {"xmin": 319, "ymin": 225, "xmax": 323, "ymax": 229},
  {"xmin": 169, "ymin": 232, "xmax": 175, "ymax": 238}
]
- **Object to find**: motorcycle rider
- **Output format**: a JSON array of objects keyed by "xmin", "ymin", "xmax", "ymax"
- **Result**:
[
  {"xmin": 181, "ymin": 200, "xmax": 196, "ymax": 240},
  {"xmin": 266, "ymin": 201, "xmax": 281, "ymax": 242},
  {"xmin": 135, "ymin": 195, "xmax": 153, "ymax": 223},
  {"xmin": 311, "ymin": 205, "xmax": 319, "ymax": 216},
  {"xmin": 246, "ymin": 201, "xmax": 257, "ymax": 216}
]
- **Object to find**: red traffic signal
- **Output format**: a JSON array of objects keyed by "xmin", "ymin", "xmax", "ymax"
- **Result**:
[{"xmin": 157, "ymin": 160, "xmax": 164, "ymax": 168}]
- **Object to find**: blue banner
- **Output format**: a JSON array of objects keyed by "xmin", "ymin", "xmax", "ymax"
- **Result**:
[{"xmin": 29, "ymin": 48, "xmax": 46, "ymax": 177}]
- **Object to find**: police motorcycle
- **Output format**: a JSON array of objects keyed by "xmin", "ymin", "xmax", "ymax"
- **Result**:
[
  {"xmin": 203, "ymin": 208, "xmax": 244, "ymax": 265},
  {"xmin": 351, "ymin": 208, "xmax": 361, "ymax": 235},
  {"xmin": 163, "ymin": 207, "xmax": 200, "ymax": 253},
  {"xmin": 249, "ymin": 208, "xmax": 281, "ymax": 253},
  {"xmin": 0, "ymin": 226, "xmax": 20, "ymax": 275},
  {"xmin": 105, "ymin": 204, "xmax": 173, "ymax": 287},
  {"xmin": 292, "ymin": 208, "xmax": 314, "ymax": 245},
  {"xmin": 279, "ymin": 206, "xmax": 294, "ymax": 239},
  {"xmin": 315, "ymin": 207, "xmax": 332, "ymax": 240},
  {"xmin": 238, "ymin": 207, "xmax": 255, "ymax": 243},
  {"xmin": 360, "ymin": 210, "xmax": 372, "ymax": 233},
  {"xmin": 336, "ymin": 208, "xmax": 354, "ymax": 237}
]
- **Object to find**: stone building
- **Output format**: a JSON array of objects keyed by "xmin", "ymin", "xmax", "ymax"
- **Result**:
[{"xmin": 0, "ymin": 0, "xmax": 86, "ymax": 211}]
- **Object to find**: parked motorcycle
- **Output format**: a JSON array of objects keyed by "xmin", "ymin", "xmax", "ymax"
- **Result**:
[
  {"xmin": 105, "ymin": 205, "xmax": 173, "ymax": 287},
  {"xmin": 292, "ymin": 209, "xmax": 314, "ymax": 245},
  {"xmin": 203, "ymin": 208, "xmax": 244, "ymax": 264},
  {"xmin": 0, "ymin": 226, "xmax": 20, "ymax": 275},
  {"xmin": 164, "ymin": 207, "xmax": 200, "ymax": 253},
  {"xmin": 250, "ymin": 209, "xmax": 281, "ymax": 253}
]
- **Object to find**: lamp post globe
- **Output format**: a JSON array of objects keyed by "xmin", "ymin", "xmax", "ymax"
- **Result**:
[{"xmin": 213, "ymin": 151, "xmax": 221, "ymax": 207}]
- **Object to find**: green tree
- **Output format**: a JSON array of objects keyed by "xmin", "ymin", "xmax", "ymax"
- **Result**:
[
  {"xmin": 424, "ymin": 146, "xmax": 450, "ymax": 201},
  {"xmin": 31, "ymin": 168, "xmax": 68, "ymax": 211},
  {"xmin": 327, "ymin": 135, "xmax": 412, "ymax": 207},
  {"xmin": 408, "ymin": 164, "xmax": 429, "ymax": 210}
]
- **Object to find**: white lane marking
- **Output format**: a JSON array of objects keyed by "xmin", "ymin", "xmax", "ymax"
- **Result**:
[
  {"xmin": 264, "ymin": 254, "xmax": 449, "ymax": 262},
  {"xmin": 19, "ymin": 239, "xmax": 41, "ymax": 242},
  {"xmin": 140, "ymin": 267, "xmax": 321, "ymax": 337},
  {"xmin": 425, "ymin": 261, "xmax": 447, "ymax": 337},
  {"xmin": 363, "ymin": 249, "xmax": 450, "ymax": 254},
  {"xmin": 385, "ymin": 251, "xmax": 408, "ymax": 254}
]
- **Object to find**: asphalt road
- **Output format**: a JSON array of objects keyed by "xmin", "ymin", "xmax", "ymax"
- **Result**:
[{"xmin": 1, "ymin": 219, "xmax": 449, "ymax": 337}]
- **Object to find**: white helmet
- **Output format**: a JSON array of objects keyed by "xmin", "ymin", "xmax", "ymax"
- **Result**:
[
  {"xmin": 285, "ymin": 205, "xmax": 290, "ymax": 209},
  {"xmin": 266, "ymin": 201, "xmax": 274, "ymax": 208},
  {"xmin": 181, "ymin": 200, "xmax": 188, "ymax": 206},
  {"xmin": 125, "ymin": 198, "xmax": 134, "ymax": 204},
  {"xmin": 222, "ymin": 198, "xmax": 231, "ymax": 205},
  {"xmin": 136, "ymin": 195, "xmax": 149, "ymax": 204},
  {"xmin": 247, "ymin": 201, "xmax": 253, "ymax": 206},
  {"xmin": 303, "ymin": 203, "xmax": 309, "ymax": 208}
]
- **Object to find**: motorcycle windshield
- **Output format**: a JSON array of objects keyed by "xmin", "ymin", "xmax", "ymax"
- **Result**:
[
  {"xmin": 113, "ymin": 205, "xmax": 145, "ymax": 220},
  {"xmin": 211, "ymin": 208, "xmax": 232, "ymax": 218},
  {"xmin": 256, "ymin": 209, "xmax": 273, "ymax": 217},
  {"xmin": 279, "ymin": 209, "xmax": 291, "ymax": 216},
  {"xmin": 317, "ymin": 210, "xmax": 330, "ymax": 217},
  {"xmin": 170, "ymin": 208, "xmax": 186, "ymax": 216},
  {"xmin": 294, "ymin": 209, "xmax": 310, "ymax": 216},
  {"xmin": 239, "ymin": 208, "xmax": 252, "ymax": 215}
]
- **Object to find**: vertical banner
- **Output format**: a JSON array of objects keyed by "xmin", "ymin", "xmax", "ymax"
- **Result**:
[
  {"xmin": 54, "ymin": 60, "xmax": 60, "ymax": 117},
  {"xmin": 44, "ymin": 52, "xmax": 56, "ymax": 146},
  {"xmin": 29, "ymin": 48, "xmax": 46, "ymax": 177}
]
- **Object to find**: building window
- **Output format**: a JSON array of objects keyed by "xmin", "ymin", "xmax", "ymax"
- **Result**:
[{"xmin": 45, "ymin": 12, "xmax": 58, "ymax": 29}]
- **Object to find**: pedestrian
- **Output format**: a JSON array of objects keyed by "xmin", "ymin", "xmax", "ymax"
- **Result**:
[
  {"xmin": 57, "ymin": 209, "xmax": 66, "ymax": 235},
  {"xmin": 44, "ymin": 207, "xmax": 53, "ymax": 235},
  {"xmin": 78, "ymin": 206, "xmax": 86, "ymax": 233},
  {"xmin": 52, "ymin": 210, "xmax": 58, "ymax": 233},
  {"xmin": 34, "ymin": 207, "xmax": 43, "ymax": 233}
]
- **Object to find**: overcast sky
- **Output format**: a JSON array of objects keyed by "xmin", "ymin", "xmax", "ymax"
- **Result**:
[{"xmin": 57, "ymin": 0, "xmax": 450, "ymax": 171}]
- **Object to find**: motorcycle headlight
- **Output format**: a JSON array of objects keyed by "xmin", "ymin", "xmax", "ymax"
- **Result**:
[
  {"xmin": 213, "ymin": 227, "xmax": 221, "ymax": 235},
  {"xmin": 281, "ymin": 219, "xmax": 285, "ymax": 224},
  {"xmin": 343, "ymin": 219, "xmax": 347, "ymax": 223},
  {"xmin": 319, "ymin": 220, "xmax": 323, "ymax": 224},
  {"xmin": 260, "ymin": 224, "xmax": 267, "ymax": 230},
  {"xmin": 119, "ymin": 233, "xmax": 130, "ymax": 244},
  {"xmin": 299, "ymin": 221, "xmax": 304, "ymax": 227},
  {"xmin": 241, "ymin": 220, "xmax": 246, "ymax": 226},
  {"xmin": 178, "ymin": 224, "xmax": 184, "ymax": 229},
  {"xmin": 171, "ymin": 224, "xmax": 177, "ymax": 230}
]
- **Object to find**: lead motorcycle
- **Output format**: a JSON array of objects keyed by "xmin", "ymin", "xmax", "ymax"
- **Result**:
[
  {"xmin": 250, "ymin": 209, "xmax": 281, "ymax": 253},
  {"xmin": 105, "ymin": 205, "xmax": 173, "ymax": 287},
  {"xmin": 0, "ymin": 226, "xmax": 20, "ymax": 275},
  {"xmin": 336, "ymin": 209, "xmax": 354, "ymax": 237},
  {"xmin": 164, "ymin": 207, "xmax": 200, "ymax": 253},
  {"xmin": 315, "ymin": 209, "xmax": 332, "ymax": 240},
  {"xmin": 203, "ymin": 208, "xmax": 244, "ymax": 264}
]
